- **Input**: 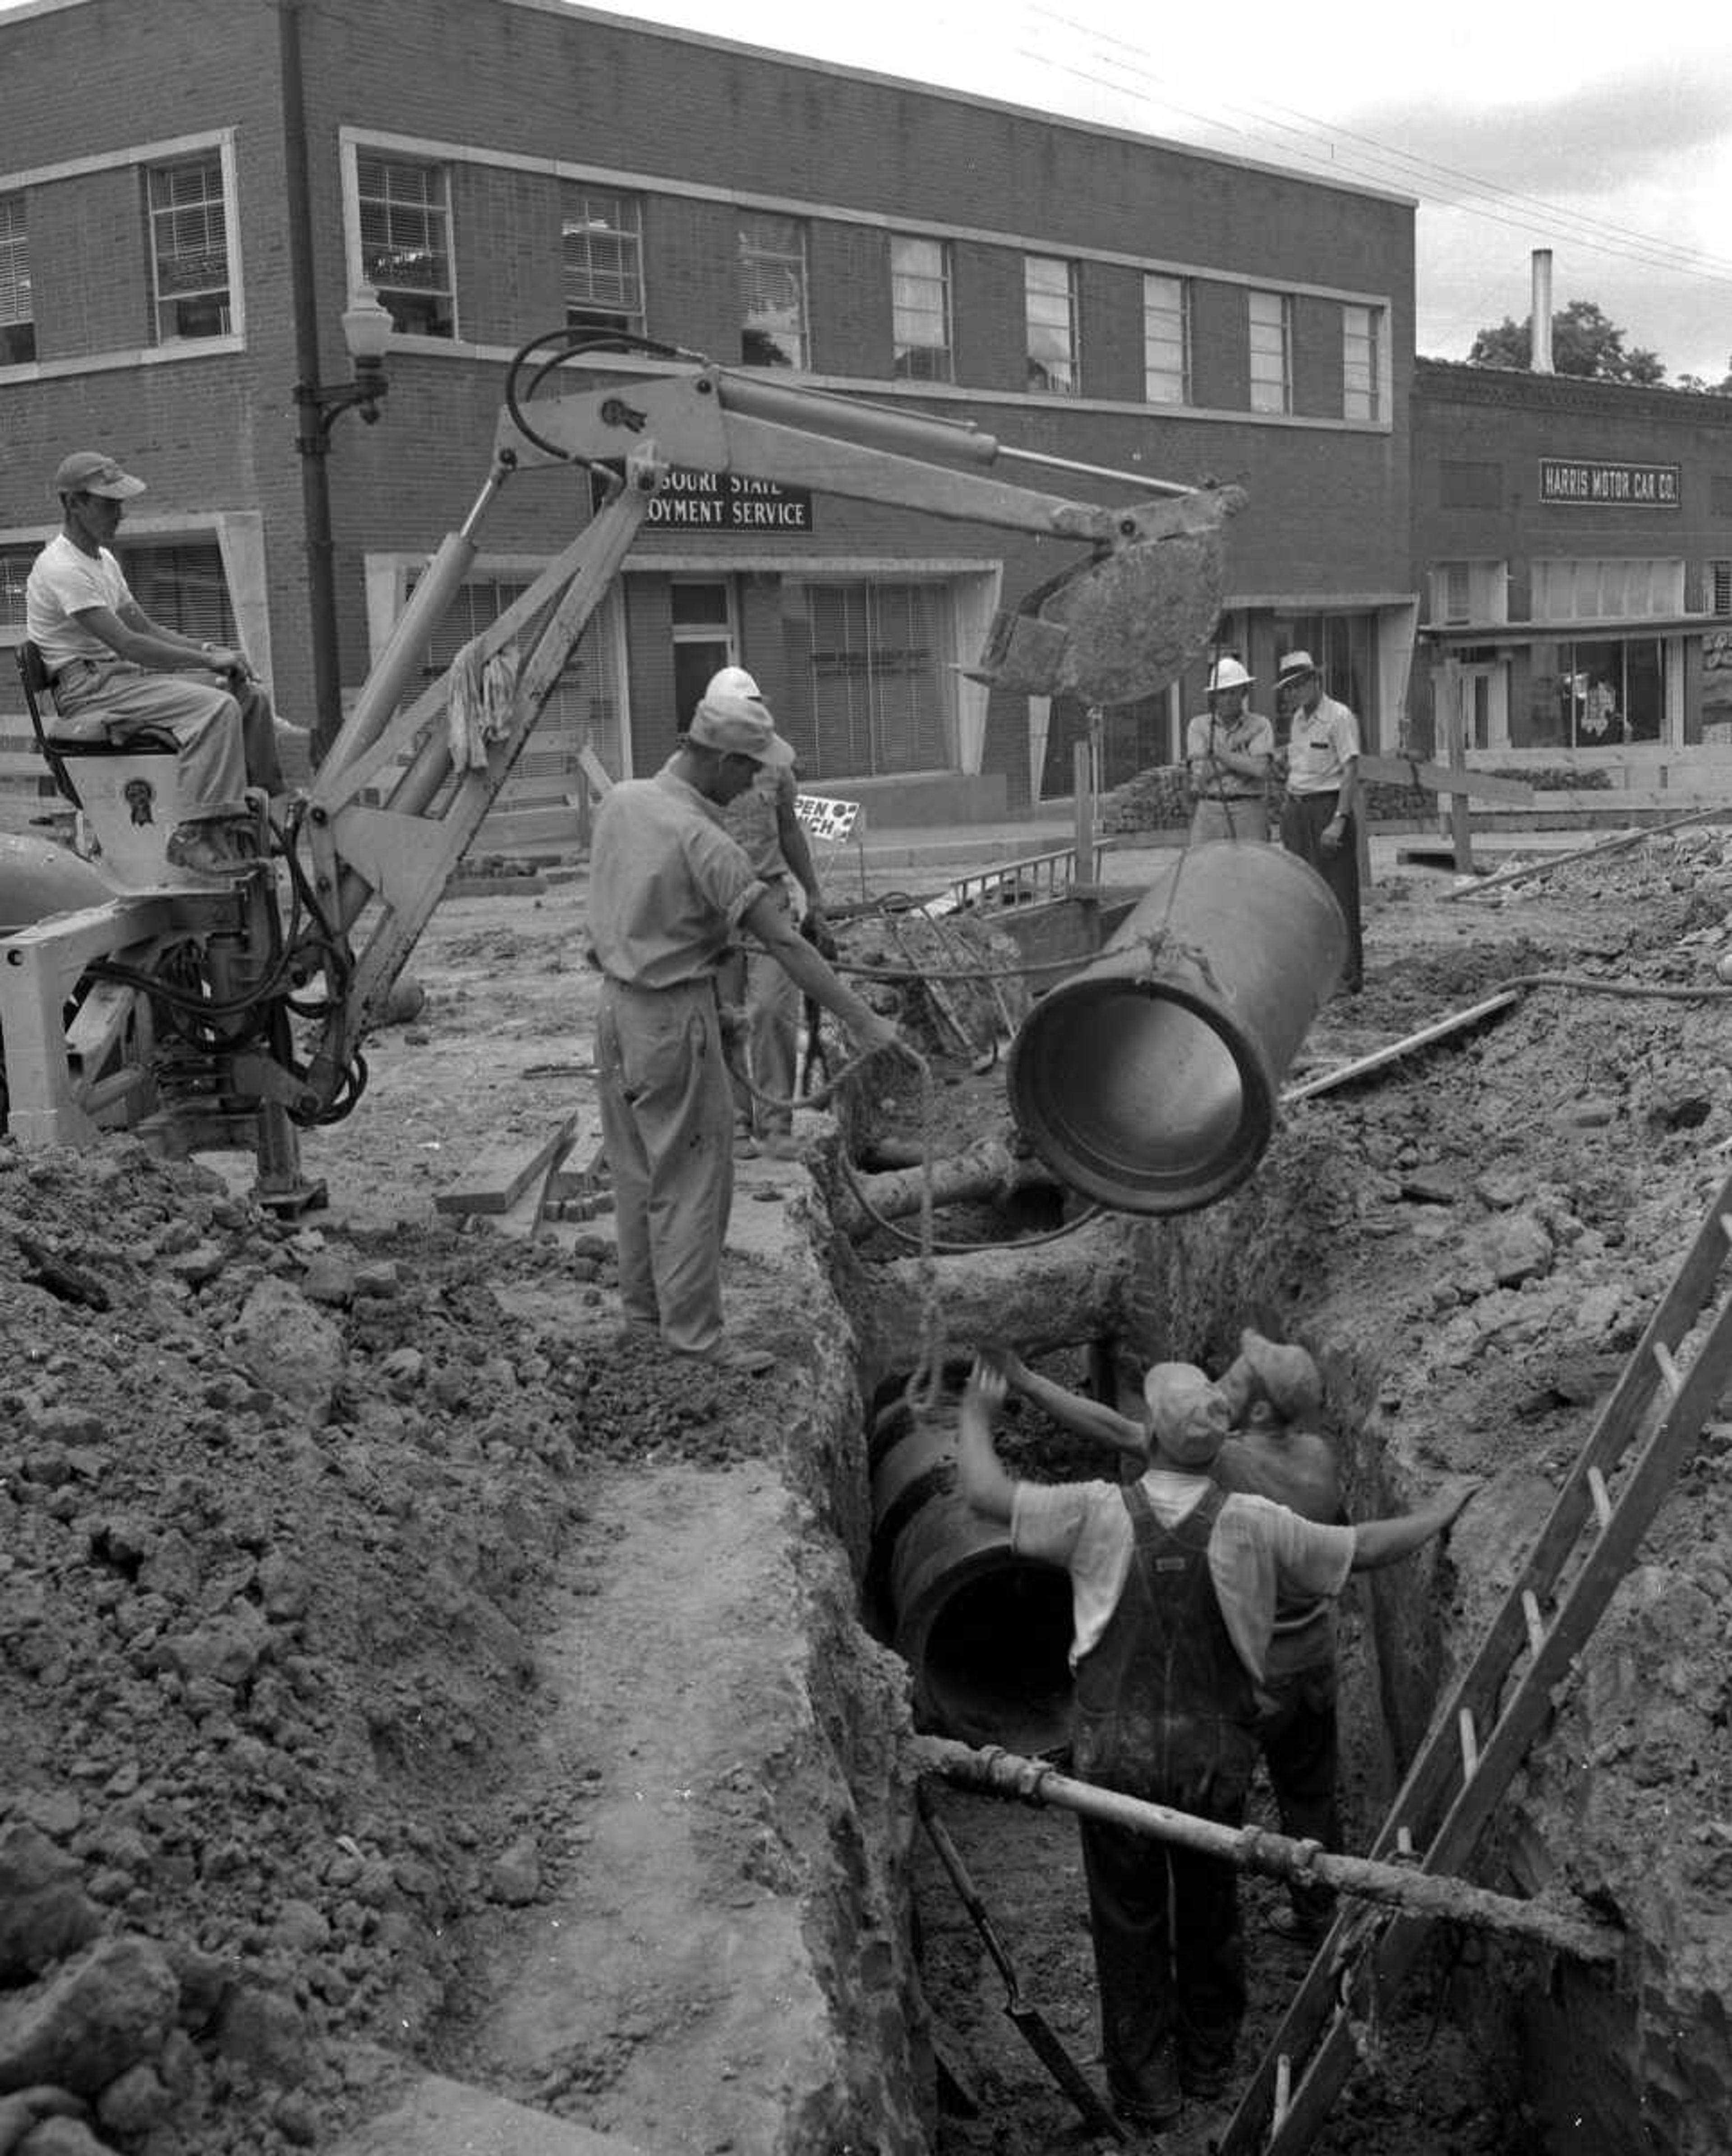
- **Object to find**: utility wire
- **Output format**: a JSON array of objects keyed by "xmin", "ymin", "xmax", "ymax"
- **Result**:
[{"xmin": 1023, "ymin": 9, "xmax": 1732, "ymax": 295}]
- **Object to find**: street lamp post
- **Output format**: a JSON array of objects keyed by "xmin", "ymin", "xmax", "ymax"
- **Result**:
[
  {"xmin": 295, "ymin": 292, "xmax": 393, "ymax": 446},
  {"xmin": 292, "ymin": 292, "xmax": 393, "ymax": 763}
]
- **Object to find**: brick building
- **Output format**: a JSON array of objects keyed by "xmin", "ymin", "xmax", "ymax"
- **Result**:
[
  {"xmin": 1411, "ymin": 357, "xmax": 1732, "ymax": 787},
  {"xmin": 0, "ymin": 0, "xmax": 1415, "ymax": 824}
]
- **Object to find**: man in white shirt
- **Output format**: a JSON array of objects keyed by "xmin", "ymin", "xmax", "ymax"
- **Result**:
[
  {"xmin": 25, "ymin": 451, "xmax": 293, "ymax": 878},
  {"xmin": 1275, "ymin": 649, "xmax": 1363, "ymax": 992},
  {"xmin": 957, "ymin": 1354, "xmax": 1476, "ymax": 2128}
]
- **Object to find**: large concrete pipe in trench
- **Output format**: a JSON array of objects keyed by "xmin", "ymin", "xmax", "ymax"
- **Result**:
[
  {"xmin": 1007, "ymin": 840, "xmax": 1345, "ymax": 1214},
  {"xmin": 869, "ymin": 1388, "xmax": 1074, "ymax": 1755}
]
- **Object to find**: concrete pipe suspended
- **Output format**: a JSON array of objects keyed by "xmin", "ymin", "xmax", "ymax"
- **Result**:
[
  {"xmin": 868, "ymin": 1389, "xmax": 1074, "ymax": 1757},
  {"xmin": 1007, "ymin": 840, "xmax": 1345, "ymax": 1214}
]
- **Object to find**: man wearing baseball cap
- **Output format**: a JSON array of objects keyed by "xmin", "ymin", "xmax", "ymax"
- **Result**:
[
  {"xmin": 958, "ymin": 1350, "xmax": 1477, "ymax": 2128},
  {"xmin": 1185, "ymin": 654, "xmax": 1273, "ymax": 845},
  {"xmin": 709, "ymin": 666, "xmax": 829, "ymax": 1163},
  {"xmin": 1275, "ymin": 650, "xmax": 1363, "ymax": 992},
  {"xmin": 587, "ymin": 675, "xmax": 913, "ymax": 1374},
  {"xmin": 25, "ymin": 450, "xmax": 294, "ymax": 878},
  {"xmin": 1215, "ymin": 1329, "xmax": 1346, "ymax": 1945}
]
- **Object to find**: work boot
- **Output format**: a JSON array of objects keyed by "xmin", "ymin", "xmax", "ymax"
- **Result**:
[
  {"xmin": 682, "ymin": 1341, "xmax": 775, "ymax": 1377},
  {"xmin": 165, "ymin": 822, "xmax": 245, "ymax": 880},
  {"xmin": 1108, "ymin": 2049, "xmax": 1182, "ymax": 2130}
]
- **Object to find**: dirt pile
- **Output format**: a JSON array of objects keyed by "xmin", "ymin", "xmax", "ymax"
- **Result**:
[{"xmin": 0, "ymin": 1138, "xmax": 766, "ymax": 2156}]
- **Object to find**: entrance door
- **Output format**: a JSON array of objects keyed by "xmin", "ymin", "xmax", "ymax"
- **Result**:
[{"xmin": 672, "ymin": 580, "xmax": 737, "ymax": 728}]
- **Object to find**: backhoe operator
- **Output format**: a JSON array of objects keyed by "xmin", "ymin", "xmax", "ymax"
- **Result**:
[
  {"xmin": 587, "ymin": 678, "xmax": 912, "ymax": 1374},
  {"xmin": 25, "ymin": 450, "xmax": 294, "ymax": 879}
]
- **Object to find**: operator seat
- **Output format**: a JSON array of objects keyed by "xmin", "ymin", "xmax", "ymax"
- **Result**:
[{"xmin": 16, "ymin": 640, "xmax": 192, "ymax": 889}]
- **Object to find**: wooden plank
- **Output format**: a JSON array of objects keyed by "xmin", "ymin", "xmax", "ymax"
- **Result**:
[
  {"xmin": 1358, "ymin": 754, "xmax": 1534, "ymax": 805},
  {"xmin": 1281, "ymin": 988, "xmax": 1524, "ymax": 1103},
  {"xmin": 432, "ymin": 1110, "xmax": 584, "ymax": 1216},
  {"xmin": 576, "ymin": 744, "xmax": 614, "ymax": 798}
]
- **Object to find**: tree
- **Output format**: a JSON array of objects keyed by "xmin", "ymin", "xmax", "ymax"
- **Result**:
[
  {"xmin": 1466, "ymin": 299, "xmax": 1665, "ymax": 385},
  {"xmin": 1672, "ymin": 359, "xmax": 1732, "ymax": 397}
]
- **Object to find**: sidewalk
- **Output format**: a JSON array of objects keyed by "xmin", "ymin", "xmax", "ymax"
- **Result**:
[{"xmin": 465, "ymin": 806, "xmax": 1697, "ymax": 899}]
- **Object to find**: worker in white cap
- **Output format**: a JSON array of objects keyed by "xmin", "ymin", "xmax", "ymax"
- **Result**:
[
  {"xmin": 1184, "ymin": 654, "xmax": 1273, "ymax": 846},
  {"xmin": 958, "ymin": 1351, "xmax": 1478, "ymax": 2129},
  {"xmin": 24, "ymin": 450, "xmax": 296, "ymax": 879},
  {"xmin": 709, "ymin": 666, "xmax": 829, "ymax": 1162},
  {"xmin": 1275, "ymin": 650, "xmax": 1363, "ymax": 992},
  {"xmin": 587, "ymin": 678, "xmax": 913, "ymax": 1374}
]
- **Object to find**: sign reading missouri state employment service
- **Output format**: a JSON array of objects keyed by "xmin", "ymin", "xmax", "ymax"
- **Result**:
[
  {"xmin": 591, "ymin": 463, "xmax": 814, "ymax": 531},
  {"xmin": 1538, "ymin": 459, "xmax": 1681, "ymax": 508}
]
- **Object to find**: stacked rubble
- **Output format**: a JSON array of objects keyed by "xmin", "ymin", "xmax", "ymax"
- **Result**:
[{"xmin": 0, "ymin": 1144, "xmax": 631, "ymax": 2156}]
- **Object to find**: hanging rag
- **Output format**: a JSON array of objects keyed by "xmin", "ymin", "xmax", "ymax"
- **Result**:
[{"xmin": 447, "ymin": 636, "xmax": 521, "ymax": 772}]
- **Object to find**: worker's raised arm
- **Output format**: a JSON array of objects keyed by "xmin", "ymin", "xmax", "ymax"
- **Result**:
[
  {"xmin": 956, "ymin": 1359, "xmax": 1016, "ymax": 1524},
  {"xmin": 1350, "ymin": 1476, "xmax": 1481, "ymax": 1571},
  {"xmin": 976, "ymin": 1342, "xmax": 1144, "ymax": 1458}
]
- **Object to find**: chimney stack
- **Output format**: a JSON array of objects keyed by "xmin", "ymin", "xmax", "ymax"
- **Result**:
[{"xmin": 1531, "ymin": 249, "xmax": 1554, "ymax": 374}]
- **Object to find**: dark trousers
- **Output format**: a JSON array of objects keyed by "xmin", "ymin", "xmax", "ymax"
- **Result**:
[
  {"xmin": 1078, "ymin": 1779, "xmax": 1248, "ymax": 2095},
  {"xmin": 1258, "ymin": 1661, "xmax": 1342, "ymax": 1926},
  {"xmin": 1279, "ymin": 791, "xmax": 1363, "ymax": 992}
]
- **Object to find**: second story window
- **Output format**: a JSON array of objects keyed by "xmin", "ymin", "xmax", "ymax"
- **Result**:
[
  {"xmin": 1142, "ymin": 273, "xmax": 1189, "ymax": 405},
  {"xmin": 740, "ymin": 212, "xmax": 807, "ymax": 369},
  {"xmin": 0, "ymin": 195, "xmax": 33, "ymax": 365},
  {"xmin": 1343, "ymin": 304, "xmax": 1381, "ymax": 422},
  {"xmin": 148, "ymin": 154, "xmax": 230, "ymax": 342},
  {"xmin": 563, "ymin": 187, "xmax": 643, "ymax": 337},
  {"xmin": 1248, "ymin": 289, "xmax": 1291, "ymax": 415},
  {"xmin": 891, "ymin": 235, "xmax": 952, "ymax": 382},
  {"xmin": 359, "ymin": 153, "xmax": 454, "ymax": 339},
  {"xmin": 1025, "ymin": 255, "xmax": 1078, "ymax": 394}
]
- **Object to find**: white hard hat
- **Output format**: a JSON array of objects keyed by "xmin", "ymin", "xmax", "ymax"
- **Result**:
[
  {"xmin": 1206, "ymin": 657, "xmax": 1253, "ymax": 695},
  {"xmin": 705, "ymin": 664, "xmax": 762, "ymax": 702}
]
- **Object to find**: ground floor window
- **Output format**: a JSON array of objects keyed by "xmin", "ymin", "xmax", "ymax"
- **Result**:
[
  {"xmin": 120, "ymin": 543, "xmax": 236, "ymax": 646},
  {"xmin": 804, "ymin": 581, "xmax": 952, "ymax": 778},
  {"xmin": 414, "ymin": 575, "xmax": 626, "ymax": 804},
  {"xmin": 1522, "ymin": 638, "xmax": 1665, "ymax": 749}
]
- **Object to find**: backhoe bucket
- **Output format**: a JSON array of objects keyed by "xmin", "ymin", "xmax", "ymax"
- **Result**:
[{"xmin": 974, "ymin": 483, "xmax": 1245, "ymax": 707}]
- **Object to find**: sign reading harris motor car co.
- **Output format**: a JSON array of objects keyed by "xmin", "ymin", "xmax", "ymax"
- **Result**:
[{"xmin": 1538, "ymin": 459, "xmax": 1681, "ymax": 508}]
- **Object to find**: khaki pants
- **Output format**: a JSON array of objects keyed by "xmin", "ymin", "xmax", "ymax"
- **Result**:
[
  {"xmin": 595, "ymin": 975, "xmax": 734, "ymax": 1356},
  {"xmin": 52, "ymin": 660, "xmax": 284, "ymax": 822},
  {"xmin": 1188, "ymin": 796, "xmax": 1269, "ymax": 846}
]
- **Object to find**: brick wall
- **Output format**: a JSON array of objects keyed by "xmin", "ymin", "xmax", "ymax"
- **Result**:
[{"xmin": 0, "ymin": 0, "xmax": 1415, "ymax": 793}]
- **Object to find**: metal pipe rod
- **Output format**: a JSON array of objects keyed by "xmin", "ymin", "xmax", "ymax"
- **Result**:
[{"xmin": 912, "ymin": 1736, "xmax": 1623, "ymax": 1963}]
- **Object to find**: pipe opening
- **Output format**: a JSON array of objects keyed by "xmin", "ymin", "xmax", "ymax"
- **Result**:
[{"xmin": 1009, "ymin": 980, "xmax": 1266, "ymax": 1212}]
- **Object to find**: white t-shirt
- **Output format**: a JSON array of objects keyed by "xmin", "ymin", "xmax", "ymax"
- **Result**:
[
  {"xmin": 25, "ymin": 535, "xmax": 133, "ymax": 675},
  {"xmin": 1012, "ymin": 1469, "xmax": 1355, "ymax": 1683}
]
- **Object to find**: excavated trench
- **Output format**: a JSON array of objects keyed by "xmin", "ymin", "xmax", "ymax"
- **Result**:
[
  {"xmin": 840, "ymin": 1083, "xmax": 1732, "ymax": 2151},
  {"xmin": 11, "ymin": 852, "xmax": 1731, "ymax": 2156}
]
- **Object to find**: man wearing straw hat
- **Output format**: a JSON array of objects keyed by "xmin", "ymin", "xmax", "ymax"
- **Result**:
[
  {"xmin": 1275, "ymin": 649, "xmax": 1363, "ymax": 992},
  {"xmin": 1184, "ymin": 654, "xmax": 1273, "ymax": 845},
  {"xmin": 957, "ymin": 1353, "xmax": 1476, "ymax": 2128}
]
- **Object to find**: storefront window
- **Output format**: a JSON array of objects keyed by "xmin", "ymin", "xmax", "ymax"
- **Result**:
[
  {"xmin": 805, "ymin": 582, "xmax": 951, "ymax": 778},
  {"xmin": 1525, "ymin": 639, "xmax": 1664, "ymax": 749}
]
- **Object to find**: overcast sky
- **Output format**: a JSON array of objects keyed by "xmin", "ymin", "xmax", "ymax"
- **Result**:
[
  {"xmin": 3, "ymin": 0, "xmax": 1727, "ymax": 381},
  {"xmin": 574, "ymin": 0, "xmax": 1732, "ymax": 386}
]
